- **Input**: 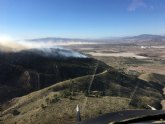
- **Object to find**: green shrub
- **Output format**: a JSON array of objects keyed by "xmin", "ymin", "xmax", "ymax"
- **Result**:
[
  {"xmin": 41, "ymin": 104, "xmax": 46, "ymax": 109},
  {"xmin": 45, "ymin": 95, "xmax": 60, "ymax": 104},
  {"xmin": 45, "ymin": 97, "xmax": 50, "ymax": 103},
  {"xmin": 97, "ymin": 110, "xmax": 102, "ymax": 115},
  {"xmin": 99, "ymin": 91, "xmax": 105, "ymax": 96},
  {"xmin": 84, "ymin": 90, "xmax": 89, "ymax": 97},
  {"xmin": 12, "ymin": 109, "xmax": 20, "ymax": 116},
  {"xmin": 69, "ymin": 96, "xmax": 74, "ymax": 100},
  {"xmin": 60, "ymin": 90, "xmax": 72, "ymax": 98},
  {"xmin": 50, "ymin": 95, "xmax": 60, "ymax": 103}
]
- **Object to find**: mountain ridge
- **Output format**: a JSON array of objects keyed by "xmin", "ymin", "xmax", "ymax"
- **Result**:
[{"xmin": 24, "ymin": 34, "xmax": 165, "ymax": 45}]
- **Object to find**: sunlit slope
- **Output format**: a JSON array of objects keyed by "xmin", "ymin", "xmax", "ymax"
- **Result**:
[
  {"xmin": 139, "ymin": 73, "xmax": 165, "ymax": 84},
  {"xmin": 1, "ymin": 68, "xmax": 165, "ymax": 124}
]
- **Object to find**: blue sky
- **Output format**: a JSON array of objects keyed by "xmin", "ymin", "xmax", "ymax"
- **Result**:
[{"xmin": 0, "ymin": 0, "xmax": 165, "ymax": 39}]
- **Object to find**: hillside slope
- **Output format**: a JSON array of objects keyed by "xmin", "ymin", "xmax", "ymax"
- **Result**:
[
  {"xmin": 139, "ymin": 73, "xmax": 165, "ymax": 84},
  {"xmin": 1, "ymin": 68, "xmax": 165, "ymax": 124},
  {"xmin": 0, "ymin": 48, "xmax": 108, "ymax": 103}
]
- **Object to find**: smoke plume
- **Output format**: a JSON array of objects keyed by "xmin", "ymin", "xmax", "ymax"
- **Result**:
[{"xmin": 0, "ymin": 35, "xmax": 87, "ymax": 58}]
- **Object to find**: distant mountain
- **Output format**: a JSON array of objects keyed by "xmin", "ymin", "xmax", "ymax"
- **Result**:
[
  {"xmin": 121, "ymin": 34, "xmax": 165, "ymax": 45},
  {"xmin": 98, "ymin": 34, "xmax": 165, "ymax": 45},
  {"xmin": 26, "ymin": 37, "xmax": 96, "ymax": 44},
  {"xmin": 130, "ymin": 34, "xmax": 165, "ymax": 39},
  {"xmin": 28, "ymin": 37, "xmax": 84, "ymax": 42},
  {"xmin": 26, "ymin": 34, "xmax": 165, "ymax": 45}
]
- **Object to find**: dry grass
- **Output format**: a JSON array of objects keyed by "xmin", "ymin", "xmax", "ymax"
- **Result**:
[{"xmin": 0, "ymin": 91, "xmax": 132, "ymax": 124}]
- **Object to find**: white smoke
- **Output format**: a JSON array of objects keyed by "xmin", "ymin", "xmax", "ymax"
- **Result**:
[
  {"xmin": 0, "ymin": 35, "xmax": 94, "ymax": 51},
  {"xmin": 0, "ymin": 35, "xmax": 26, "ymax": 51},
  {"xmin": 18, "ymin": 40, "xmax": 95, "ymax": 47},
  {"xmin": 0, "ymin": 35, "xmax": 88, "ymax": 58},
  {"xmin": 36, "ymin": 48, "xmax": 87, "ymax": 58}
]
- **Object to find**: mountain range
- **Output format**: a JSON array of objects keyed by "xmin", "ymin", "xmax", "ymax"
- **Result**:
[{"xmin": 25, "ymin": 34, "xmax": 165, "ymax": 45}]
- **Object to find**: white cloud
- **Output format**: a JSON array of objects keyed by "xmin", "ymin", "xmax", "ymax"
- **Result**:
[{"xmin": 128, "ymin": 0, "xmax": 146, "ymax": 11}]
